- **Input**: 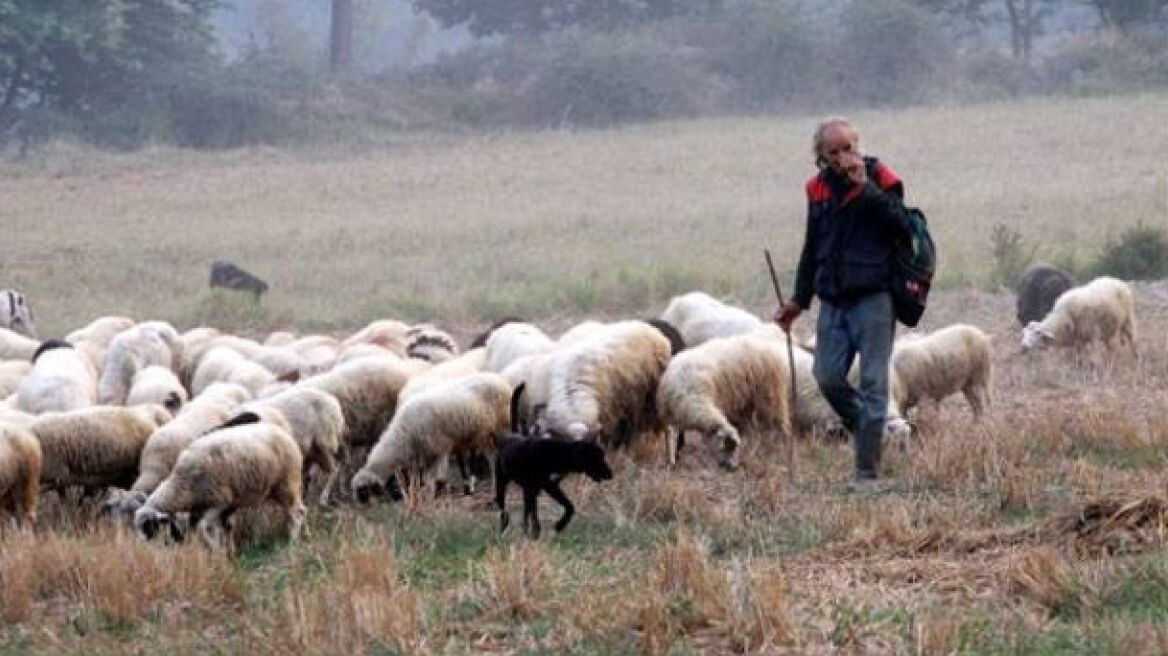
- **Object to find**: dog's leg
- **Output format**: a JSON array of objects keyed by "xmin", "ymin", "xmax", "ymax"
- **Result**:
[
  {"xmin": 496, "ymin": 465, "xmax": 510, "ymax": 533},
  {"xmin": 522, "ymin": 485, "xmax": 540, "ymax": 539},
  {"xmin": 544, "ymin": 480, "xmax": 575, "ymax": 533}
]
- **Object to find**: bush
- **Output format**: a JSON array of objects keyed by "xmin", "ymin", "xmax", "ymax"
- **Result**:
[
  {"xmin": 989, "ymin": 222, "xmax": 1036, "ymax": 289},
  {"xmin": 839, "ymin": 0, "xmax": 949, "ymax": 105},
  {"xmin": 1089, "ymin": 222, "xmax": 1168, "ymax": 281}
]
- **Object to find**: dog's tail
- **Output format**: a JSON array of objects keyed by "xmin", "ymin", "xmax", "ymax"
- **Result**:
[{"xmin": 509, "ymin": 382, "xmax": 527, "ymax": 434}]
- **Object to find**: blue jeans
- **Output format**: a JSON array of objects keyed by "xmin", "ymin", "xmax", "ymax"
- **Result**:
[{"xmin": 812, "ymin": 292, "xmax": 895, "ymax": 479}]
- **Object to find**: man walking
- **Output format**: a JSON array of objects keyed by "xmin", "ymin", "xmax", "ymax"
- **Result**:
[{"xmin": 775, "ymin": 117, "xmax": 911, "ymax": 483}]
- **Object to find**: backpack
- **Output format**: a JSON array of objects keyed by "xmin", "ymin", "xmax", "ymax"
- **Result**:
[{"xmin": 889, "ymin": 207, "xmax": 936, "ymax": 327}]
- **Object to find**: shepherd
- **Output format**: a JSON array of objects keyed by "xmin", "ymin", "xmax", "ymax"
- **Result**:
[{"xmin": 774, "ymin": 117, "xmax": 913, "ymax": 487}]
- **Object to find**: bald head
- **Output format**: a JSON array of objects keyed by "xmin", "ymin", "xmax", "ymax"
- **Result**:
[{"xmin": 813, "ymin": 117, "xmax": 864, "ymax": 183}]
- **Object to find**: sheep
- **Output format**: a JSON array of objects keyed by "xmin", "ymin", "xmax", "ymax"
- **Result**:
[
  {"xmin": 301, "ymin": 354, "xmax": 417, "ymax": 448},
  {"xmin": 177, "ymin": 326, "xmax": 221, "ymax": 385},
  {"xmin": 264, "ymin": 331, "xmax": 297, "ymax": 347},
  {"xmin": 0, "ymin": 326, "xmax": 38, "ymax": 361},
  {"xmin": 209, "ymin": 260, "xmax": 269, "ymax": 300},
  {"xmin": 469, "ymin": 317, "xmax": 525, "ymax": 348},
  {"xmin": 0, "ymin": 421, "xmax": 41, "ymax": 525},
  {"xmin": 98, "ymin": 321, "xmax": 182, "ymax": 406},
  {"xmin": 351, "ymin": 372, "xmax": 512, "ymax": 503},
  {"xmin": 134, "ymin": 422, "xmax": 306, "ymax": 551},
  {"xmin": 126, "ymin": 365, "xmax": 188, "ymax": 413},
  {"xmin": 15, "ymin": 340, "xmax": 98, "ymax": 414},
  {"xmin": 643, "ymin": 318, "xmax": 686, "ymax": 356},
  {"xmin": 405, "ymin": 323, "xmax": 459, "ymax": 364},
  {"xmin": 286, "ymin": 335, "xmax": 340, "ymax": 376},
  {"xmin": 65, "ymin": 316, "xmax": 135, "ymax": 351},
  {"xmin": 0, "ymin": 360, "xmax": 31, "ymax": 399},
  {"xmin": 543, "ymin": 321, "xmax": 672, "ymax": 446},
  {"xmin": 1016, "ymin": 263, "xmax": 1074, "ymax": 326},
  {"xmin": 660, "ymin": 291, "xmax": 763, "ymax": 347},
  {"xmin": 31, "ymin": 404, "xmax": 172, "ymax": 496},
  {"xmin": 1020, "ymin": 276, "xmax": 1137, "ymax": 357},
  {"xmin": 888, "ymin": 324, "xmax": 993, "ymax": 422},
  {"xmin": 120, "ymin": 383, "xmax": 253, "ymax": 510},
  {"xmin": 500, "ymin": 352, "xmax": 557, "ymax": 432},
  {"xmin": 656, "ymin": 332, "xmax": 793, "ymax": 469},
  {"xmin": 201, "ymin": 335, "xmax": 305, "ymax": 380},
  {"xmin": 221, "ymin": 386, "xmax": 345, "ymax": 505},
  {"xmin": 557, "ymin": 320, "xmax": 609, "ymax": 346},
  {"xmin": 484, "ymin": 322, "xmax": 555, "ymax": 373},
  {"xmin": 0, "ymin": 289, "xmax": 36, "ymax": 338},
  {"xmin": 334, "ymin": 343, "xmax": 402, "ymax": 366},
  {"xmin": 341, "ymin": 319, "xmax": 411, "ymax": 357},
  {"xmin": 397, "ymin": 347, "xmax": 488, "ymax": 407},
  {"xmin": 191, "ymin": 346, "xmax": 277, "ymax": 398}
]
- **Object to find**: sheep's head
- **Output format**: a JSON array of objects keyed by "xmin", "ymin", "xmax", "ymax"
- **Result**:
[
  {"xmin": 351, "ymin": 470, "xmax": 402, "ymax": 505},
  {"xmin": 572, "ymin": 441, "xmax": 613, "ymax": 483},
  {"xmin": 163, "ymin": 391, "xmax": 183, "ymax": 414},
  {"xmin": 713, "ymin": 426, "xmax": 742, "ymax": 470},
  {"xmin": 102, "ymin": 489, "xmax": 148, "ymax": 521},
  {"xmin": 1020, "ymin": 322, "xmax": 1053, "ymax": 351},
  {"xmin": 884, "ymin": 417, "xmax": 915, "ymax": 448},
  {"xmin": 134, "ymin": 505, "xmax": 171, "ymax": 541}
]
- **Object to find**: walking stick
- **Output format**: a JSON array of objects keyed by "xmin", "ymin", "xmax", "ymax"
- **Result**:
[{"xmin": 764, "ymin": 249, "xmax": 797, "ymax": 482}]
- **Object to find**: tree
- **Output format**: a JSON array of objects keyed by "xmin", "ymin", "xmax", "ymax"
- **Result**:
[
  {"xmin": 410, "ymin": 0, "xmax": 720, "ymax": 37},
  {"xmin": 330, "ymin": 0, "xmax": 353, "ymax": 73},
  {"xmin": 1084, "ymin": 0, "xmax": 1168, "ymax": 29}
]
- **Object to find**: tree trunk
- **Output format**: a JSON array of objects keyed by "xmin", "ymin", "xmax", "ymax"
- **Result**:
[{"xmin": 330, "ymin": 0, "xmax": 353, "ymax": 74}]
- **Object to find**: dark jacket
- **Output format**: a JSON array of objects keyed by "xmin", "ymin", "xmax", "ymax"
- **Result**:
[{"xmin": 793, "ymin": 156, "xmax": 911, "ymax": 308}]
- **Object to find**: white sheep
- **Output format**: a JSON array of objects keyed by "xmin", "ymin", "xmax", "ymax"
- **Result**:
[
  {"xmin": 191, "ymin": 346, "xmax": 276, "ymax": 398},
  {"xmin": 543, "ymin": 320, "xmax": 672, "ymax": 445},
  {"xmin": 126, "ymin": 365, "xmax": 188, "ymax": 413},
  {"xmin": 889, "ymin": 324, "xmax": 993, "ymax": 420},
  {"xmin": 557, "ymin": 320, "xmax": 609, "ymax": 346},
  {"xmin": 341, "ymin": 319, "xmax": 412, "ymax": 356},
  {"xmin": 31, "ymin": 404, "xmax": 172, "ymax": 495},
  {"xmin": 177, "ymin": 326, "xmax": 221, "ymax": 386},
  {"xmin": 500, "ymin": 351, "xmax": 557, "ymax": 430},
  {"xmin": 0, "ymin": 327, "xmax": 38, "ymax": 361},
  {"xmin": 1020, "ymin": 276, "xmax": 1137, "ymax": 357},
  {"xmin": 351, "ymin": 372, "xmax": 512, "ymax": 502},
  {"xmin": 484, "ymin": 322, "xmax": 555, "ymax": 373},
  {"xmin": 203, "ymin": 335, "xmax": 305, "ymax": 379},
  {"xmin": 226, "ymin": 386, "xmax": 345, "ymax": 504},
  {"xmin": 0, "ymin": 289, "xmax": 36, "ymax": 338},
  {"xmin": 301, "ymin": 354, "xmax": 417, "ymax": 448},
  {"xmin": 65, "ymin": 316, "xmax": 135, "ymax": 350},
  {"xmin": 334, "ymin": 343, "xmax": 403, "ymax": 366},
  {"xmin": 98, "ymin": 321, "xmax": 182, "ymax": 406},
  {"xmin": 133, "ymin": 422, "xmax": 307, "ymax": 551},
  {"xmin": 397, "ymin": 347, "xmax": 488, "ymax": 408},
  {"xmin": 15, "ymin": 341, "xmax": 98, "ymax": 414},
  {"xmin": 405, "ymin": 323, "xmax": 460, "ymax": 364},
  {"xmin": 0, "ymin": 421, "xmax": 41, "ymax": 525},
  {"xmin": 657, "ymin": 332, "xmax": 793, "ymax": 469},
  {"xmin": 286, "ymin": 335, "xmax": 341, "ymax": 376},
  {"xmin": 660, "ymin": 291, "xmax": 762, "ymax": 347},
  {"xmin": 0, "ymin": 360, "xmax": 31, "ymax": 399},
  {"xmin": 264, "ymin": 331, "xmax": 297, "ymax": 347}
]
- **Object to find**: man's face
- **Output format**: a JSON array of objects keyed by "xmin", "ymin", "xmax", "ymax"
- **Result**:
[{"xmin": 820, "ymin": 124, "xmax": 862, "ymax": 177}]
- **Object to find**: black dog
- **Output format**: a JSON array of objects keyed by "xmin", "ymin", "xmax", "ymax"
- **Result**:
[{"xmin": 495, "ymin": 383, "xmax": 614, "ymax": 538}]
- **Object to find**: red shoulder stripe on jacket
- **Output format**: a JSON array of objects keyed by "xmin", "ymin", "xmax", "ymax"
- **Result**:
[
  {"xmin": 805, "ymin": 175, "xmax": 831, "ymax": 203},
  {"xmin": 873, "ymin": 162, "xmax": 901, "ymax": 192}
]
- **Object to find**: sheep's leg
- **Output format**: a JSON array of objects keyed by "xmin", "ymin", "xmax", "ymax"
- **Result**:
[
  {"xmin": 495, "ymin": 465, "xmax": 510, "ymax": 533},
  {"xmin": 964, "ymin": 385, "xmax": 986, "ymax": 419},
  {"xmin": 544, "ymin": 481, "xmax": 575, "ymax": 533},
  {"xmin": 197, "ymin": 509, "xmax": 227, "ymax": 552},
  {"xmin": 455, "ymin": 453, "xmax": 473, "ymax": 495},
  {"xmin": 522, "ymin": 486, "xmax": 540, "ymax": 539},
  {"xmin": 286, "ymin": 501, "xmax": 308, "ymax": 543},
  {"xmin": 315, "ymin": 450, "xmax": 339, "ymax": 507}
]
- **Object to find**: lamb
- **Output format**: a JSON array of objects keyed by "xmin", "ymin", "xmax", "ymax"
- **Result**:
[
  {"xmin": 133, "ymin": 422, "xmax": 306, "ymax": 551},
  {"xmin": 0, "ymin": 421, "xmax": 41, "ymax": 525},
  {"xmin": 220, "ymin": 386, "xmax": 345, "ymax": 505},
  {"xmin": 0, "ymin": 360, "xmax": 31, "ymax": 399},
  {"xmin": 1016, "ymin": 263, "xmax": 1074, "ymax": 326},
  {"xmin": 15, "ymin": 340, "xmax": 98, "ymax": 414},
  {"xmin": 656, "ymin": 332, "xmax": 794, "ymax": 469},
  {"xmin": 889, "ymin": 324, "xmax": 993, "ymax": 420},
  {"xmin": 659, "ymin": 291, "xmax": 763, "ymax": 347},
  {"xmin": 495, "ymin": 385, "xmax": 614, "ymax": 539},
  {"xmin": 98, "ymin": 321, "xmax": 182, "ymax": 406},
  {"xmin": 31, "ymin": 404, "xmax": 172, "ymax": 495},
  {"xmin": 543, "ymin": 320, "xmax": 672, "ymax": 446},
  {"xmin": 301, "ymin": 354, "xmax": 417, "ymax": 448},
  {"xmin": 1020, "ymin": 276, "xmax": 1137, "ymax": 356},
  {"xmin": 209, "ymin": 260, "xmax": 269, "ymax": 300},
  {"xmin": 350, "ymin": 372, "xmax": 512, "ymax": 502},
  {"xmin": 0, "ymin": 289, "xmax": 36, "ymax": 338},
  {"xmin": 126, "ymin": 365, "xmax": 188, "ymax": 413},
  {"xmin": 191, "ymin": 346, "xmax": 277, "ymax": 398},
  {"xmin": 0, "ymin": 327, "xmax": 38, "ymax": 361},
  {"xmin": 405, "ymin": 323, "xmax": 460, "ymax": 364},
  {"xmin": 484, "ymin": 322, "xmax": 555, "ymax": 373}
]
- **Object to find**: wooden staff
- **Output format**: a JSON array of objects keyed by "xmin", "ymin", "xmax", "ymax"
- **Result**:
[{"xmin": 764, "ymin": 249, "xmax": 797, "ymax": 482}]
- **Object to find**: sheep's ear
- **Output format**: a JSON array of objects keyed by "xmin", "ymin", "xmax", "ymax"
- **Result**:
[{"xmin": 164, "ymin": 392, "xmax": 182, "ymax": 413}]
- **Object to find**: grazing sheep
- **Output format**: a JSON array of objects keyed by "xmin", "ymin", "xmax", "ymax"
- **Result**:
[
  {"xmin": 133, "ymin": 423, "xmax": 306, "ymax": 551},
  {"xmin": 657, "ymin": 332, "xmax": 793, "ymax": 469},
  {"xmin": 200, "ymin": 335, "xmax": 305, "ymax": 380},
  {"xmin": 191, "ymin": 346, "xmax": 277, "ymax": 398},
  {"xmin": 341, "ymin": 319, "xmax": 411, "ymax": 357},
  {"xmin": 222, "ymin": 386, "xmax": 345, "ymax": 505},
  {"xmin": 495, "ymin": 385, "xmax": 614, "ymax": 538},
  {"xmin": 122, "ymin": 383, "xmax": 253, "ymax": 507},
  {"xmin": 0, "ymin": 360, "xmax": 31, "ymax": 399},
  {"xmin": 1020, "ymin": 276, "xmax": 1137, "ymax": 356},
  {"xmin": 0, "ymin": 289, "xmax": 36, "ymax": 338},
  {"xmin": 286, "ymin": 335, "xmax": 341, "ymax": 376},
  {"xmin": 557, "ymin": 320, "xmax": 609, "ymax": 346},
  {"xmin": 405, "ymin": 323, "xmax": 459, "ymax": 364},
  {"xmin": 643, "ymin": 318, "xmax": 686, "ymax": 356},
  {"xmin": 660, "ymin": 291, "xmax": 762, "ymax": 347},
  {"xmin": 209, "ymin": 260, "xmax": 269, "ymax": 299},
  {"xmin": 0, "ymin": 327, "xmax": 38, "ymax": 361},
  {"xmin": 544, "ymin": 321, "xmax": 672, "ymax": 446},
  {"xmin": 301, "ymin": 355, "xmax": 417, "ymax": 448},
  {"xmin": 397, "ymin": 348, "xmax": 488, "ymax": 407},
  {"xmin": 177, "ymin": 327, "xmax": 221, "ymax": 386},
  {"xmin": 500, "ymin": 352, "xmax": 557, "ymax": 431},
  {"xmin": 98, "ymin": 321, "xmax": 182, "ymax": 406},
  {"xmin": 484, "ymin": 322, "xmax": 555, "ymax": 373},
  {"xmin": 334, "ymin": 343, "xmax": 402, "ymax": 366},
  {"xmin": 1016, "ymin": 263, "xmax": 1074, "ymax": 326},
  {"xmin": 15, "ymin": 341, "xmax": 98, "ymax": 414},
  {"xmin": 0, "ymin": 421, "xmax": 42, "ymax": 525},
  {"xmin": 469, "ymin": 317, "xmax": 525, "ymax": 348},
  {"xmin": 889, "ymin": 324, "xmax": 993, "ymax": 421},
  {"xmin": 126, "ymin": 365, "xmax": 188, "ymax": 413},
  {"xmin": 65, "ymin": 316, "xmax": 135, "ymax": 351},
  {"xmin": 351, "ymin": 372, "xmax": 512, "ymax": 502},
  {"xmin": 32, "ymin": 404, "xmax": 172, "ymax": 495},
  {"xmin": 264, "ymin": 331, "xmax": 297, "ymax": 347}
]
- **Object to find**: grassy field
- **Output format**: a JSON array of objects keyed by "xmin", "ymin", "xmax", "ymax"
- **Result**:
[{"xmin": 2, "ymin": 93, "xmax": 1168, "ymax": 655}]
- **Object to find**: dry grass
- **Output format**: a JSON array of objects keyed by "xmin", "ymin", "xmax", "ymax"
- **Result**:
[{"xmin": 3, "ymin": 93, "xmax": 1168, "ymax": 654}]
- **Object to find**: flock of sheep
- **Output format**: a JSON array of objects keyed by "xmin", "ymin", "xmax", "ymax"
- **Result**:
[{"xmin": 0, "ymin": 264, "xmax": 1139, "ymax": 549}]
